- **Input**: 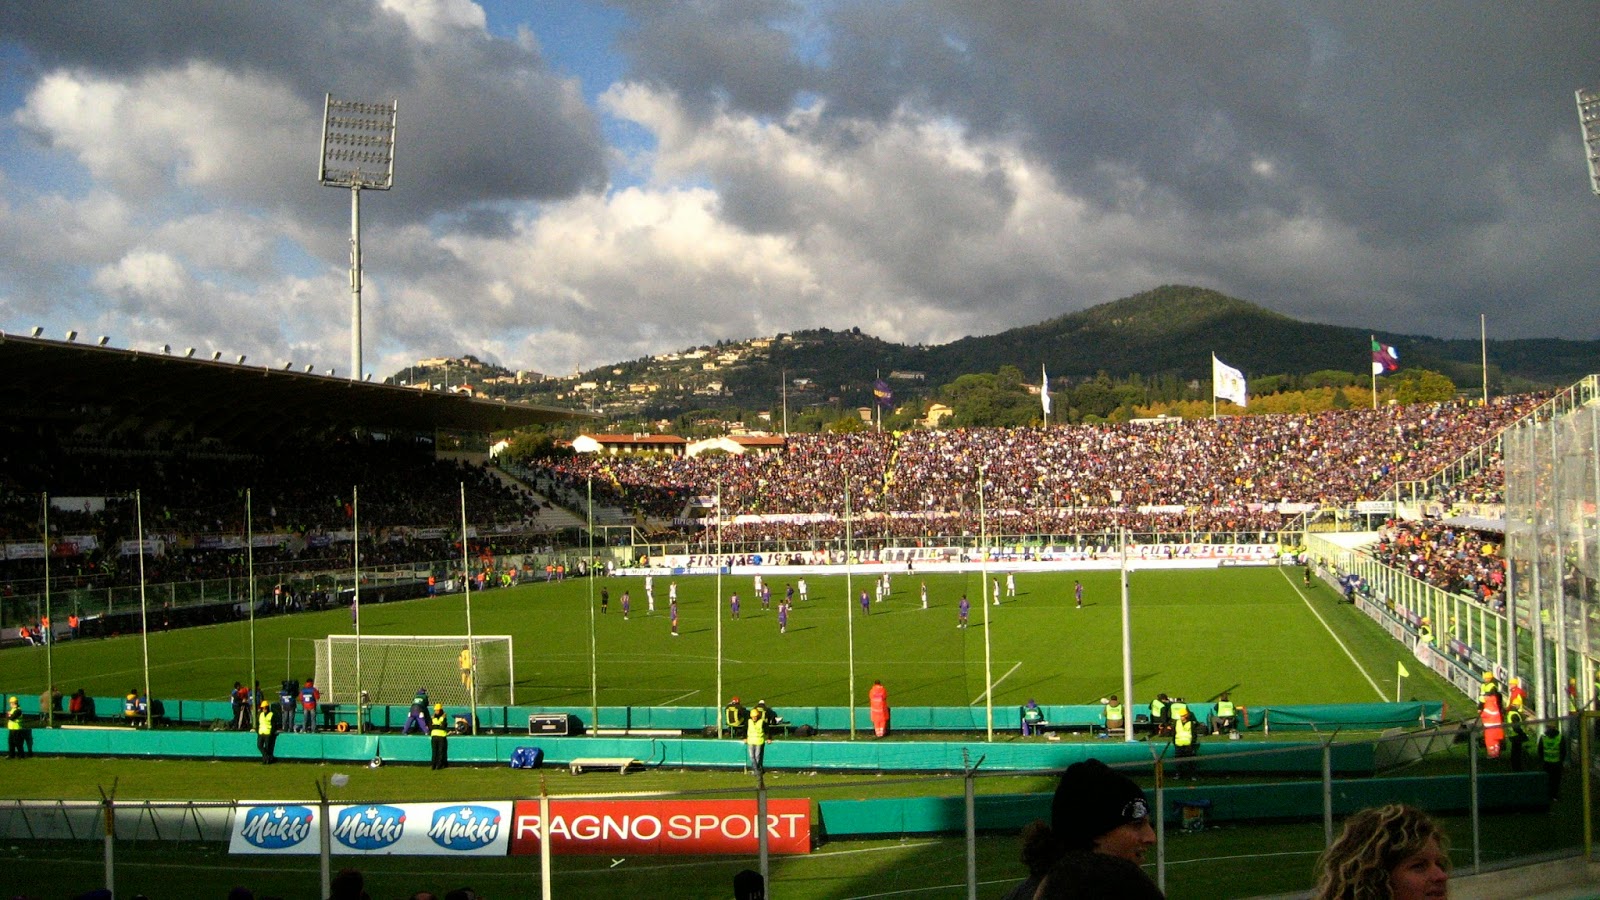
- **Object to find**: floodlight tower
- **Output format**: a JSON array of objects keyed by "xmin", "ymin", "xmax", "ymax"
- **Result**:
[
  {"xmin": 318, "ymin": 94, "xmax": 397, "ymax": 382},
  {"xmin": 1578, "ymin": 87, "xmax": 1600, "ymax": 195}
]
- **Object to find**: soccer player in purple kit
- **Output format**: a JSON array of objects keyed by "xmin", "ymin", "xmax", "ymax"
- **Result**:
[
  {"xmin": 730, "ymin": 591, "xmax": 741, "ymax": 619},
  {"xmin": 958, "ymin": 594, "xmax": 970, "ymax": 628},
  {"xmin": 1075, "ymin": 580, "xmax": 1084, "ymax": 609},
  {"xmin": 621, "ymin": 590, "xmax": 630, "ymax": 620},
  {"xmin": 761, "ymin": 583, "xmax": 771, "ymax": 610},
  {"xmin": 777, "ymin": 599, "xmax": 788, "ymax": 634},
  {"xmin": 860, "ymin": 588, "xmax": 870, "ymax": 615},
  {"xmin": 670, "ymin": 597, "xmax": 679, "ymax": 636}
]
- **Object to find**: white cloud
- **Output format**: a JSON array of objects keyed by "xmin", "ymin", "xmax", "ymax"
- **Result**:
[
  {"xmin": 15, "ymin": 65, "xmax": 313, "ymax": 203},
  {"xmin": 379, "ymin": 0, "xmax": 487, "ymax": 43}
]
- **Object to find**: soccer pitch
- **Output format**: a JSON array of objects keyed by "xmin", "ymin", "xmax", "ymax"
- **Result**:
[{"xmin": 0, "ymin": 566, "xmax": 1457, "ymax": 712}]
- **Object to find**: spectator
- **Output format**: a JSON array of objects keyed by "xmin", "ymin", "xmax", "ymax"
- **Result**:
[
  {"xmin": 1311, "ymin": 804, "xmax": 1449, "ymax": 900},
  {"xmin": 328, "ymin": 867, "xmax": 369, "ymax": 900}
]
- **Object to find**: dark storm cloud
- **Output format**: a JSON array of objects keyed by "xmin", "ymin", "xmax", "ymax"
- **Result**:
[
  {"xmin": 613, "ymin": 0, "xmax": 808, "ymax": 116},
  {"xmin": 0, "ymin": 0, "xmax": 608, "ymax": 221},
  {"xmin": 613, "ymin": 0, "xmax": 1600, "ymax": 339}
]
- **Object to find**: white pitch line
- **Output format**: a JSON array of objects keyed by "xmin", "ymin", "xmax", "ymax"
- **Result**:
[
  {"xmin": 1279, "ymin": 567, "xmax": 1385, "ymax": 700},
  {"xmin": 655, "ymin": 689, "xmax": 701, "ymax": 706},
  {"xmin": 970, "ymin": 661, "xmax": 1022, "ymax": 705}
]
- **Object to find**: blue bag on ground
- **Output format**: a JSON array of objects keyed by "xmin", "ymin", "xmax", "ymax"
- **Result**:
[{"xmin": 510, "ymin": 746, "xmax": 543, "ymax": 769}]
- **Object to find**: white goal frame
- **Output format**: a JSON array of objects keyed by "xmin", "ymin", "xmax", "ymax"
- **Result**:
[{"xmin": 312, "ymin": 634, "xmax": 515, "ymax": 707}]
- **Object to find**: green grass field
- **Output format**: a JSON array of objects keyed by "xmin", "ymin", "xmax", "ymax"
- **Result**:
[
  {"xmin": 0, "ymin": 566, "xmax": 1461, "ymax": 711},
  {"xmin": 0, "ymin": 565, "xmax": 1503, "ymax": 899}
]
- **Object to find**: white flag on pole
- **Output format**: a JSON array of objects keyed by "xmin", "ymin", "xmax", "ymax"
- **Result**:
[
  {"xmin": 1040, "ymin": 364, "xmax": 1052, "ymax": 416},
  {"xmin": 1212, "ymin": 354, "xmax": 1247, "ymax": 408}
]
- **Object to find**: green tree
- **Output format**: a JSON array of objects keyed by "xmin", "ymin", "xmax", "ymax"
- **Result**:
[
  {"xmin": 827, "ymin": 414, "xmax": 867, "ymax": 433},
  {"xmin": 1391, "ymin": 369, "xmax": 1456, "ymax": 404}
]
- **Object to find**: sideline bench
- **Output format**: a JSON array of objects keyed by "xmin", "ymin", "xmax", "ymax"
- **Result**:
[{"xmin": 568, "ymin": 756, "xmax": 639, "ymax": 775}]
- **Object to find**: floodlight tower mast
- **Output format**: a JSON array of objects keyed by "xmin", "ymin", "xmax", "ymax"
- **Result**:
[
  {"xmin": 318, "ymin": 94, "xmax": 397, "ymax": 382},
  {"xmin": 1578, "ymin": 87, "xmax": 1600, "ymax": 196}
]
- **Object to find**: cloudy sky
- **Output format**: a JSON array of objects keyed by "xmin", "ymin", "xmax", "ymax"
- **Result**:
[{"xmin": 1, "ymin": 1, "xmax": 1597, "ymax": 381}]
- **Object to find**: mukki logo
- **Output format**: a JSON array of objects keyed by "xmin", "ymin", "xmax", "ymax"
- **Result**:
[
  {"xmin": 333, "ymin": 805, "xmax": 407, "ymax": 850},
  {"xmin": 428, "ymin": 805, "xmax": 503, "ymax": 850},
  {"xmin": 240, "ymin": 805, "xmax": 314, "ymax": 850}
]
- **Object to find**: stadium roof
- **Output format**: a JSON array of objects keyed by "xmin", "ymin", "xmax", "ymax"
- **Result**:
[{"xmin": 0, "ymin": 334, "xmax": 595, "ymax": 444}]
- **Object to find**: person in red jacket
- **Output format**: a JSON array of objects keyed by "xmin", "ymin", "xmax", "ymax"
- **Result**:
[{"xmin": 870, "ymin": 680, "xmax": 890, "ymax": 738}]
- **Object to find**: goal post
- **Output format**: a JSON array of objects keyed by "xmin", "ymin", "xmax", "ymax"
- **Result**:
[{"xmin": 313, "ymin": 635, "xmax": 514, "ymax": 707}]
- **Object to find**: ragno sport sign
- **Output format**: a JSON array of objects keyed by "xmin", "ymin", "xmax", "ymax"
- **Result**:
[
  {"xmin": 509, "ymin": 799, "xmax": 811, "ymax": 856},
  {"xmin": 229, "ymin": 799, "xmax": 810, "ymax": 856}
]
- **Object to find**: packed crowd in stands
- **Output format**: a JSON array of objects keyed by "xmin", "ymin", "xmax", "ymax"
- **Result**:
[
  {"xmin": 1370, "ymin": 518, "xmax": 1505, "ymax": 604},
  {"xmin": 0, "ymin": 393, "xmax": 1543, "ymax": 605},
  {"xmin": 531, "ymin": 395, "xmax": 1541, "ymax": 542},
  {"xmin": 0, "ymin": 437, "xmax": 559, "ymax": 598}
]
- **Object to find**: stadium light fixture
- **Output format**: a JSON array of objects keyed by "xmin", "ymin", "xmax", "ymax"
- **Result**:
[
  {"xmin": 162, "ymin": 344, "xmax": 170, "ymax": 354},
  {"xmin": 304, "ymin": 364, "xmax": 315, "ymax": 373},
  {"xmin": 1577, "ymin": 87, "xmax": 1600, "ymax": 195},
  {"xmin": 65, "ymin": 330, "xmax": 77, "ymax": 342},
  {"xmin": 283, "ymin": 361, "xmax": 294, "ymax": 370},
  {"xmin": 183, "ymin": 347, "xmax": 194, "ymax": 357},
  {"xmin": 211, "ymin": 351, "xmax": 223, "ymax": 361},
  {"xmin": 29, "ymin": 326, "xmax": 42, "ymax": 337},
  {"xmin": 97, "ymin": 336, "xmax": 110, "ymax": 347},
  {"xmin": 327, "ymin": 368, "xmax": 336, "ymax": 377},
  {"xmin": 319, "ymin": 94, "xmax": 397, "ymax": 384},
  {"xmin": 236, "ymin": 355, "xmax": 247, "ymax": 365}
]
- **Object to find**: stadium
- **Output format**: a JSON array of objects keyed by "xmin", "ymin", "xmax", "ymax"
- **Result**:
[{"xmin": 0, "ymin": 332, "xmax": 1597, "ymax": 899}]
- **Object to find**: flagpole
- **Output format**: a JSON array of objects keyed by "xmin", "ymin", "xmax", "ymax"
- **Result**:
[
  {"xmin": 1040, "ymin": 364, "xmax": 1049, "ymax": 427},
  {"xmin": 979, "ymin": 464, "xmax": 993, "ymax": 743},
  {"xmin": 462, "ymin": 482, "xmax": 478, "ymax": 735},
  {"xmin": 1120, "ymin": 527, "xmax": 1135, "ymax": 742},
  {"xmin": 715, "ymin": 479, "xmax": 723, "ymax": 739},
  {"xmin": 1370, "ymin": 335, "xmax": 1378, "ymax": 410},
  {"xmin": 353, "ymin": 486, "xmax": 362, "ymax": 732},
  {"xmin": 42, "ymin": 493, "xmax": 52, "ymax": 728},
  {"xmin": 1212, "ymin": 353, "xmax": 1218, "ymax": 421},
  {"xmin": 845, "ymin": 481, "xmax": 856, "ymax": 741},
  {"xmin": 1480, "ymin": 314, "xmax": 1489, "ymax": 405},
  {"xmin": 781, "ymin": 368, "xmax": 788, "ymax": 436}
]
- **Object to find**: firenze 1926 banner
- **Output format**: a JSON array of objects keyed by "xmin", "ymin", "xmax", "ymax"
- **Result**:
[{"xmin": 508, "ymin": 799, "xmax": 811, "ymax": 855}]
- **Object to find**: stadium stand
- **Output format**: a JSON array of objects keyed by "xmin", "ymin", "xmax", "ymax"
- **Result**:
[{"xmin": 525, "ymin": 395, "xmax": 1542, "ymax": 545}]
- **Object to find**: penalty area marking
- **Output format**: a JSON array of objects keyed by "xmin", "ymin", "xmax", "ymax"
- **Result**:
[
  {"xmin": 1279, "ymin": 567, "xmax": 1385, "ymax": 700},
  {"xmin": 970, "ymin": 661, "xmax": 1022, "ymax": 705}
]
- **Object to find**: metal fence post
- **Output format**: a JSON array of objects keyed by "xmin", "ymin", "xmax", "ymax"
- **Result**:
[
  {"xmin": 757, "ymin": 768, "xmax": 770, "ymax": 894},
  {"xmin": 1322, "ymin": 736, "xmax": 1334, "ymax": 847},
  {"xmin": 98, "ymin": 783, "xmax": 115, "ymax": 898},
  {"xmin": 963, "ymin": 749, "xmax": 982, "ymax": 900},
  {"xmin": 540, "ymin": 778, "xmax": 553, "ymax": 900},
  {"xmin": 1468, "ymin": 723, "xmax": 1481, "ymax": 874}
]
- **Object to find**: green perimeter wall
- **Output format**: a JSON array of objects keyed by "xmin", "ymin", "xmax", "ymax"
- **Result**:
[
  {"xmin": 11, "ymin": 695, "xmax": 1443, "ymax": 734},
  {"xmin": 22, "ymin": 727, "xmax": 1376, "ymax": 775},
  {"xmin": 813, "ymin": 773, "xmax": 1550, "ymax": 837}
]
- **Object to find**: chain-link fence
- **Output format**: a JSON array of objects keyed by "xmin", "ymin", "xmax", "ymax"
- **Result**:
[{"xmin": 2, "ymin": 715, "xmax": 1594, "ymax": 899}]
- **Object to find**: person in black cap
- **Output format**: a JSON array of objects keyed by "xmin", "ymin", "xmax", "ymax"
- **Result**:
[{"xmin": 1001, "ymin": 758, "xmax": 1161, "ymax": 899}]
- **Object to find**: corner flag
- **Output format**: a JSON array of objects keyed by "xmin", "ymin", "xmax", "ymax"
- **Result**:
[
  {"xmin": 1212, "ymin": 354, "xmax": 1247, "ymax": 408},
  {"xmin": 1398, "ymin": 660, "xmax": 1410, "ymax": 678},
  {"xmin": 1040, "ymin": 365, "xmax": 1052, "ymax": 416}
]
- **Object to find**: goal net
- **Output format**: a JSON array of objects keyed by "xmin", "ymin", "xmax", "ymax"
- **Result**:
[{"xmin": 313, "ymin": 635, "xmax": 515, "ymax": 706}]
